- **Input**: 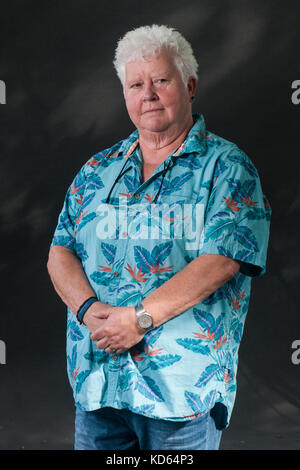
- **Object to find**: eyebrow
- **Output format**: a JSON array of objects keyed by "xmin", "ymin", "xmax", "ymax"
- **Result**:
[{"xmin": 126, "ymin": 72, "xmax": 171, "ymax": 85}]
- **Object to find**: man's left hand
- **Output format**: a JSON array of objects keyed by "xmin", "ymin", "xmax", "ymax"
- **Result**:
[{"xmin": 90, "ymin": 306, "xmax": 145, "ymax": 355}]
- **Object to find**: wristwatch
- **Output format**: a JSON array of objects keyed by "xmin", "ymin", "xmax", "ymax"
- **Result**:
[{"xmin": 135, "ymin": 303, "xmax": 154, "ymax": 332}]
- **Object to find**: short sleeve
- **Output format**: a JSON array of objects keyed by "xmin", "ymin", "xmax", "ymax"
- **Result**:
[
  {"xmin": 50, "ymin": 162, "xmax": 92, "ymax": 251},
  {"xmin": 198, "ymin": 147, "xmax": 272, "ymax": 278}
]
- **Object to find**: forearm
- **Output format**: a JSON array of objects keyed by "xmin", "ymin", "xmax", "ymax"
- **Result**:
[
  {"xmin": 142, "ymin": 254, "xmax": 239, "ymax": 328},
  {"xmin": 47, "ymin": 245, "xmax": 99, "ymax": 314}
]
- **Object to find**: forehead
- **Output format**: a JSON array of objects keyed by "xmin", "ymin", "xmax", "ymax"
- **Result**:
[{"xmin": 125, "ymin": 51, "xmax": 178, "ymax": 80}]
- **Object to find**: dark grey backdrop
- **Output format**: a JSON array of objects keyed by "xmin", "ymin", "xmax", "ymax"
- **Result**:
[{"xmin": 0, "ymin": 0, "xmax": 299, "ymax": 450}]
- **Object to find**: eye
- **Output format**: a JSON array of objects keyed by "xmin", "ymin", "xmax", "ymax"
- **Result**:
[{"xmin": 131, "ymin": 83, "xmax": 142, "ymax": 88}]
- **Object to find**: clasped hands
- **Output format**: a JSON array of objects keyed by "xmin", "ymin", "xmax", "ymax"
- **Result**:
[{"xmin": 83, "ymin": 302, "xmax": 145, "ymax": 355}]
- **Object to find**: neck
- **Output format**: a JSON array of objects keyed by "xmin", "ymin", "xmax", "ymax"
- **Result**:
[{"xmin": 138, "ymin": 115, "xmax": 194, "ymax": 164}]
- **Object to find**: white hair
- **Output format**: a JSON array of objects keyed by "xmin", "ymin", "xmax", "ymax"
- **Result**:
[{"xmin": 113, "ymin": 24, "xmax": 198, "ymax": 88}]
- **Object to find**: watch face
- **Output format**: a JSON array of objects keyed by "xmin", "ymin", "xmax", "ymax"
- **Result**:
[{"xmin": 139, "ymin": 313, "xmax": 153, "ymax": 329}]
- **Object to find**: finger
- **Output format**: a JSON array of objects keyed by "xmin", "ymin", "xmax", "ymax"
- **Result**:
[
  {"xmin": 96, "ymin": 339, "xmax": 110, "ymax": 350},
  {"xmin": 90, "ymin": 329, "xmax": 106, "ymax": 341}
]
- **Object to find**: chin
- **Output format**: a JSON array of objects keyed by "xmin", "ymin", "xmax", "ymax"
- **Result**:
[{"xmin": 141, "ymin": 117, "xmax": 170, "ymax": 133}]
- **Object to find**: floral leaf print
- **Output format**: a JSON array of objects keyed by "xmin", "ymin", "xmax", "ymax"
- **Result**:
[
  {"xmin": 214, "ymin": 158, "xmax": 228, "ymax": 179},
  {"xmin": 75, "ymin": 242, "xmax": 89, "ymax": 262},
  {"xmin": 184, "ymin": 391, "xmax": 206, "ymax": 415},
  {"xmin": 201, "ymin": 288, "xmax": 225, "ymax": 306},
  {"xmin": 84, "ymin": 350, "xmax": 106, "ymax": 363},
  {"xmin": 52, "ymin": 235, "xmax": 75, "ymax": 250},
  {"xmin": 177, "ymin": 155, "xmax": 202, "ymax": 170},
  {"xmin": 68, "ymin": 321, "xmax": 84, "ymax": 341},
  {"xmin": 175, "ymin": 338, "xmax": 210, "ymax": 355},
  {"xmin": 88, "ymin": 175, "xmax": 104, "ymax": 190},
  {"xmin": 233, "ymin": 322, "xmax": 244, "ymax": 343},
  {"xmin": 148, "ymin": 354, "xmax": 181, "ymax": 370},
  {"xmin": 143, "ymin": 326, "xmax": 164, "ymax": 349},
  {"xmin": 228, "ymin": 151, "xmax": 258, "ymax": 178},
  {"xmin": 57, "ymin": 212, "xmax": 73, "ymax": 231},
  {"xmin": 245, "ymin": 207, "xmax": 267, "ymax": 220},
  {"xmin": 195, "ymin": 364, "xmax": 222, "ymax": 388},
  {"xmin": 152, "ymin": 242, "xmax": 173, "ymax": 266},
  {"xmin": 119, "ymin": 368, "xmax": 137, "ymax": 391},
  {"xmin": 161, "ymin": 171, "xmax": 194, "ymax": 195},
  {"xmin": 239, "ymin": 179, "xmax": 257, "ymax": 200},
  {"xmin": 101, "ymin": 242, "xmax": 116, "ymax": 265},
  {"xmin": 134, "ymin": 246, "xmax": 153, "ymax": 273},
  {"xmin": 76, "ymin": 212, "xmax": 97, "ymax": 232},
  {"xmin": 67, "ymin": 344, "xmax": 77, "ymax": 375},
  {"xmin": 193, "ymin": 308, "xmax": 215, "ymax": 331},
  {"xmin": 125, "ymin": 263, "xmax": 149, "ymax": 283},
  {"xmin": 233, "ymin": 226, "xmax": 259, "ymax": 252},
  {"xmin": 134, "ymin": 376, "xmax": 164, "ymax": 402},
  {"xmin": 123, "ymin": 174, "xmax": 139, "ymax": 193},
  {"xmin": 117, "ymin": 286, "xmax": 142, "ymax": 306},
  {"xmin": 203, "ymin": 390, "xmax": 217, "ymax": 409},
  {"xmin": 71, "ymin": 171, "xmax": 86, "ymax": 193},
  {"xmin": 75, "ymin": 370, "xmax": 91, "ymax": 394},
  {"xmin": 80, "ymin": 192, "xmax": 96, "ymax": 211},
  {"xmin": 90, "ymin": 270, "xmax": 112, "ymax": 286},
  {"xmin": 204, "ymin": 212, "xmax": 235, "ymax": 242},
  {"xmin": 120, "ymin": 402, "xmax": 156, "ymax": 416}
]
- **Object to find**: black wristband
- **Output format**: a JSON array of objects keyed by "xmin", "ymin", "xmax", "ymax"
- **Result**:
[{"xmin": 77, "ymin": 296, "xmax": 98, "ymax": 325}]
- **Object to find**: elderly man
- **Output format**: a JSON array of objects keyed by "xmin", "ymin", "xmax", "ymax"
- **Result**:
[{"xmin": 47, "ymin": 24, "xmax": 272, "ymax": 450}]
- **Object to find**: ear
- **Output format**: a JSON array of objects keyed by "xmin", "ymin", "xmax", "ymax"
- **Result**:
[{"xmin": 187, "ymin": 76, "xmax": 197, "ymax": 102}]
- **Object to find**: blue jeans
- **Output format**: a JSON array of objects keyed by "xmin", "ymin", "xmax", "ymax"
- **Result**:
[{"xmin": 74, "ymin": 406, "xmax": 222, "ymax": 450}]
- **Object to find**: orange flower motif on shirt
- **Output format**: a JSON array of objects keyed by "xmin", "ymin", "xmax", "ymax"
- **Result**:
[
  {"xmin": 213, "ymin": 334, "xmax": 228, "ymax": 350},
  {"xmin": 125, "ymin": 263, "xmax": 149, "ymax": 282},
  {"xmin": 193, "ymin": 328, "xmax": 216, "ymax": 341},
  {"xmin": 231, "ymin": 289, "xmax": 245, "ymax": 310},
  {"xmin": 223, "ymin": 196, "xmax": 241, "ymax": 212},
  {"xmin": 149, "ymin": 261, "xmax": 173, "ymax": 274},
  {"xmin": 87, "ymin": 157, "xmax": 101, "ymax": 166},
  {"xmin": 240, "ymin": 195, "xmax": 258, "ymax": 206},
  {"xmin": 145, "ymin": 343, "xmax": 163, "ymax": 356},
  {"xmin": 224, "ymin": 370, "xmax": 231, "ymax": 384},
  {"xmin": 75, "ymin": 210, "xmax": 88, "ymax": 225}
]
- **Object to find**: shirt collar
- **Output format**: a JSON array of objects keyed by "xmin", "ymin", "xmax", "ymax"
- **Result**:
[{"xmin": 117, "ymin": 113, "xmax": 208, "ymax": 163}]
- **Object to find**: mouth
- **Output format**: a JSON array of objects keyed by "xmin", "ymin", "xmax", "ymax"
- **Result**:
[{"xmin": 143, "ymin": 108, "xmax": 164, "ymax": 114}]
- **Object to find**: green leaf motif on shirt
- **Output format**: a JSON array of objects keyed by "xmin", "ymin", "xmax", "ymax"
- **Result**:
[
  {"xmin": 84, "ymin": 350, "xmax": 106, "ymax": 363},
  {"xmin": 204, "ymin": 211, "xmax": 235, "ymax": 242},
  {"xmin": 159, "ymin": 171, "xmax": 193, "ymax": 195},
  {"xmin": 134, "ymin": 242, "xmax": 173, "ymax": 273},
  {"xmin": 185, "ymin": 390, "xmax": 216, "ymax": 414},
  {"xmin": 75, "ymin": 370, "xmax": 91, "ymax": 394},
  {"xmin": 68, "ymin": 321, "xmax": 84, "ymax": 341},
  {"xmin": 77, "ymin": 212, "xmax": 97, "ymax": 232},
  {"xmin": 120, "ymin": 402, "xmax": 156, "ymax": 416},
  {"xmin": 134, "ymin": 375, "xmax": 164, "ymax": 402},
  {"xmin": 90, "ymin": 270, "xmax": 112, "ymax": 286},
  {"xmin": 148, "ymin": 354, "xmax": 181, "ymax": 370},
  {"xmin": 194, "ymin": 364, "xmax": 223, "ymax": 388},
  {"xmin": 175, "ymin": 338, "xmax": 210, "ymax": 355},
  {"xmin": 233, "ymin": 226, "xmax": 259, "ymax": 252}
]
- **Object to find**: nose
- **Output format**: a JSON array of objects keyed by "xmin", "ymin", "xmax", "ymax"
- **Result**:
[{"xmin": 143, "ymin": 82, "xmax": 158, "ymax": 101}]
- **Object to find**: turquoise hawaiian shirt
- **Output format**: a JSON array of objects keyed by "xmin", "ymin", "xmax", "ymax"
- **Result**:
[{"xmin": 50, "ymin": 113, "xmax": 271, "ymax": 427}]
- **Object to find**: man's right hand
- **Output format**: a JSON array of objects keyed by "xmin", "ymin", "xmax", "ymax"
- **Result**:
[{"xmin": 81, "ymin": 301, "xmax": 111, "ymax": 334}]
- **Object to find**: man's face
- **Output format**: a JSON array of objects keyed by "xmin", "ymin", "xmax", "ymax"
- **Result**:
[{"xmin": 124, "ymin": 51, "xmax": 195, "ymax": 135}]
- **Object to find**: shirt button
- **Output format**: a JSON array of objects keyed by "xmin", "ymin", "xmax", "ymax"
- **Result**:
[
  {"xmin": 134, "ymin": 193, "xmax": 140, "ymax": 200},
  {"xmin": 112, "ymin": 355, "xmax": 118, "ymax": 361},
  {"xmin": 113, "ymin": 271, "xmax": 119, "ymax": 277}
]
